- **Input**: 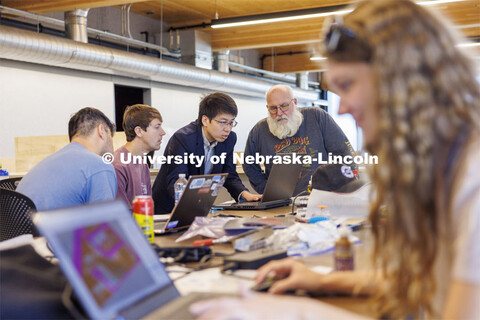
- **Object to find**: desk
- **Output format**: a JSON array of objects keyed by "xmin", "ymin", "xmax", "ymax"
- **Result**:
[{"xmin": 154, "ymin": 206, "xmax": 378, "ymax": 318}]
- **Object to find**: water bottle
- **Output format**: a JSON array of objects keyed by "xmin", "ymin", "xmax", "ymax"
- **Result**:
[{"xmin": 174, "ymin": 173, "xmax": 188, "ymax": 205}]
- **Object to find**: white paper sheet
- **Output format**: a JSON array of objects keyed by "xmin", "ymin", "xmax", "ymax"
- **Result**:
[{"xmin": 307, "ymin": 183, "xmax": 372, "ymax": 219}]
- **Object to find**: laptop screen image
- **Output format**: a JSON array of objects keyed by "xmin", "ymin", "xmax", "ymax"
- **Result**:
[
  {"xmin": 158, "ymin": 173, "xmax": 228, "ymax": 233},
  {"xmin": 35, "ymin": 201, "xmax": 180, "ymax": 319},
  {"xmin": 217, "ymin": 162, "xmax": 302, "ymax": 210},
  {"xmin": 259, "ymin": 162, "xmax": 303, "ymax": 203}
]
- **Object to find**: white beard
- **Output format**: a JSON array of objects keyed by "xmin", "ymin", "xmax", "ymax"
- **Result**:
[{"xmin": 267, "ymin": 108, "xmax": 304, "ymax": 140}]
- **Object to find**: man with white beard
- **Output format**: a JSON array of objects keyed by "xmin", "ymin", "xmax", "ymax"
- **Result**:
[{"xmin": 243, "ymin": 84, "xmax": 355, "ymax": 196}]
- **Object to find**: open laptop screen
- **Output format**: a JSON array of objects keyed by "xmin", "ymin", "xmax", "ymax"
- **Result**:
[{"xmin": 36, "ymin": 201, "xmax": 174, "ymax": 319}]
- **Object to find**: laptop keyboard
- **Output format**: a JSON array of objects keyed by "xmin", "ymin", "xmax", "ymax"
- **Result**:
[{"xmin": 233, "ymin": 201, "xmax": 260, "ymax": 207}]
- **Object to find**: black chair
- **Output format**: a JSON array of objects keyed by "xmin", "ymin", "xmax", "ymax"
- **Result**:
[
  {"xmin": 0, "ymin": 177, "xmax": 22, "ymax": 191},
  {"xmin": 0, "ymin": 188, "xmax": 37, "ymax": 242}
]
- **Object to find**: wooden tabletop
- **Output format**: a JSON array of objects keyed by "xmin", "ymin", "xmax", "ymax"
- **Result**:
[{"xmin": 154, "ymin": 206, "xmax": 378, "ymax": 318}]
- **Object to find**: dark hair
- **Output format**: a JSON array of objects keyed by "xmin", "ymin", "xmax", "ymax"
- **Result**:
[
  {"xmin": 68, "ymin": 107, "xmax": 115, "ymax": 141},
  {"xmin": 197, "ymin": 92, "xmax": 238, "ymax": 123},
  {"xmin": 123, "ymin": 104, "xmax": 163, "ymax": 142}
]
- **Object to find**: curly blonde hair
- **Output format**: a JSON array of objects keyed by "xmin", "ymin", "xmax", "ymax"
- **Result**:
[{"xmin": 323, "ymin": 0, "xmax": 480, "ymax": 317}]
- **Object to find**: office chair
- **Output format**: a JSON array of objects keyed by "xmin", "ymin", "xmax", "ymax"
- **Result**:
[
  {"xmin": 0, "ymin": 188, "xmax": 37, "ymax": 242},
  {"xmin": 0, "ymin": 177, "xmax": 22, "ymax": 191}
]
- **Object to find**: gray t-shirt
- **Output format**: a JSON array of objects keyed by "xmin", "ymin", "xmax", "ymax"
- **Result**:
[{"xmin": 243, "ymin": 107, "xmax": 355, "ymax": 196}]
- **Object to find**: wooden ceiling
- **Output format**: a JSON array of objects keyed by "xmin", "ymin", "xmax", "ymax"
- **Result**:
[{"xmin": 3, "ymin": 0, "xmax": 480, "ymax": 74}]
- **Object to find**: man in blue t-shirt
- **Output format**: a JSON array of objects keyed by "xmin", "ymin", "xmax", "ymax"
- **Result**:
[{"xmin": 17, "ymin": 107, "xmax": 117, "ymax": 211}]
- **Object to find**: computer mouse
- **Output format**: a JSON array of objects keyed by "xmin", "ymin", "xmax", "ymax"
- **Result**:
[
  {"xmin": 250, "ymin": 277, "xmax": 278, "ymax": 292},
  {"xmin": 251, "ymin": 275, "xmax": 308, "ymax": 296}
]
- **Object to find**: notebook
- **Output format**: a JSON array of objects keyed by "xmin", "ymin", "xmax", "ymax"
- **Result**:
[
  {"xmin": 35, "ymin": 200, "xmax": 229, "ymax": 320},
  {"xmin": 154, "ymin": 173, "xmax": 228, "ymax": 234},
  {"xmin": 218, "ymin": 163, "xmax": 303, "ymax": 210}
]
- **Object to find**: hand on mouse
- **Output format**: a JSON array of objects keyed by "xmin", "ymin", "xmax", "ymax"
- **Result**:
[{"xmin": 254, "ymin": 258, "xmax": 325, "ymax": 295}]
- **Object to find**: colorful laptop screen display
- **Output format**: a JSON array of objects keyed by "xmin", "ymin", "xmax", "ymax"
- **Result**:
[{"xmin": 36, "ymin": 201, "xmax": 173, "ymax": 319}]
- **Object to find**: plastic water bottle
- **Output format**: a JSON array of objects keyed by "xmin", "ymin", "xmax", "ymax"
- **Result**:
[
  {"xmin": 174, "ymin": 173, "xmax": 188, "ymax": 205},
  {"xmin": 307, "ymin": 176, "xmax": 313, "ymax": 193}
]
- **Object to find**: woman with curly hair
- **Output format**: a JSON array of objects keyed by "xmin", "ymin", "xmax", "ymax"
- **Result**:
[{"xmin": 190, "ymin": 0, "xmax": 480, "ymax": 319}]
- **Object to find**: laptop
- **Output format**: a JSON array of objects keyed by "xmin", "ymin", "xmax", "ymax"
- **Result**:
[
  {"xmin": 218, "ymin": 163, "xmax": 303, "ymax": 210},
  {"xmin": 154, "ymin": 173, "xmax": 228, "ymax": 234},
  {"xmin": 35, "ymin": 200, "xmax": 229, "ymax": 320}
]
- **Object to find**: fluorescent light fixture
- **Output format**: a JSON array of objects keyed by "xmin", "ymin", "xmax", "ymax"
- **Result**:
[
  {"xmin": 211, "ymin": 5, "xmax": 352, "ymax": 29},
  {"xmin": 417, "ymin": 0, "xmax": 467, "ymax": 5},
  {"xmin": 210, "ymin": 1, "xmax": 467, "ymax": 29},
  {"xmin": 457, "ymin": 42, "xmax": 480, "ymax": 48},
  {"xmin": 310, "ymin": 56, "xmax": 327, "ymax": 61}
]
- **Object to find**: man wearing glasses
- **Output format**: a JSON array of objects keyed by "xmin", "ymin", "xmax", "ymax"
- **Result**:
[
  {"xmin": 243, "ymin": 84, "xmax": 355, "ymax": 196},
  {"xmin": 152, "ymin": 92, "xmax": 260, "ymax": 214}
]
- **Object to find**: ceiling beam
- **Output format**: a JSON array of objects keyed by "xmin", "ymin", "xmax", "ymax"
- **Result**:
[
  {"xmin": 1, "ymin": 0, "xmax": 148, "ymax": 14},
  {"xmin": 262, "ymin": 52, "xmax": 326, "ymax": 73},
  {"xmin": 208, "ymin": 17, "xmax": 325, "ymax": 50}
]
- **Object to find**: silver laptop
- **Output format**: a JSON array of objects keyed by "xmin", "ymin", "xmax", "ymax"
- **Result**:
[
  {"xmin": 154, "ymin": 173, "xmax": 228, "ymax": 234},
  {"xmin": 35, "ymin": 200, "xmax": 229, "ymax": 319},
  {"xmin": 218, "ymin": 163, "xmax": 303, "ymax": 210}
]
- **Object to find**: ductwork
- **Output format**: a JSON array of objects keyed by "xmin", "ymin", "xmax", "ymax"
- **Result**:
[
  {"xmin": 296, "ymin": 72, "xmax": 309, "ymax": 90},
  {"xmin": 216, "ymin": 50, "xmax": 230, "ymax": 73},
  {"xmin": 0, "ymin": 25, "xmax": 318, "ymax": 101},
  {"xmin": 64, "ymin": 9, "xmax": 89, "ymax": 43}
]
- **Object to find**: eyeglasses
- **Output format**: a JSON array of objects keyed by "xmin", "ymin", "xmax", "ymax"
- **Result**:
[
  {"xmin": 324, "ymin": 16, "xmax": 371, "ymax": 61},
  {"xmin": 213, "ymin": 119, "xmax": 238, "ymax": 128},
  {"xmin": 267, "ymin": 98, "xmax": 294, "ymax": 114}
]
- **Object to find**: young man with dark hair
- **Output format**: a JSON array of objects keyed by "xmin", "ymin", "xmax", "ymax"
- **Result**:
[
  {"xmin": 112, "ymin": 104, "xmax": 165, "ymax": 210},
  {"xmin": 152, "ymin": 92, "xmax": 260, "ymax": 214},
  {"xmin": 17, "ymin": 107, "xmax": 117, "ymax": 211}
]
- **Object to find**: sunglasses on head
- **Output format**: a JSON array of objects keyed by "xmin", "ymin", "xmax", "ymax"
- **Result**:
[{"xmin": 324, "ymin": 16, "xmax": 372, "ymax": 61}]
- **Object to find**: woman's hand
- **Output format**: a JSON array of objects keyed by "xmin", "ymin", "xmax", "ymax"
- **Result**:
[
  {"xmin": 256, "ymin": 257, "xmax": 377, "ymax": 296},
  {"xmin": 255, "ymin": 258, "xmax": 325, "ymax": 294}
]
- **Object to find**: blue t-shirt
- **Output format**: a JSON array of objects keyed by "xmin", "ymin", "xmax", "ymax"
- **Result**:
[{"xmin": 17, "ymin": 142, "xmax": 117, "ymax": 211}]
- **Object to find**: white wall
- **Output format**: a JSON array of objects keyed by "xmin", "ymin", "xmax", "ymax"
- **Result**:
[
  {"xmin": 0, "ymin": 60, "xmax": 115, "ymax": 157},
  {"xmin": 0, "ymin": 59, "xmax": 266, "ymax": 161},
  {"xmin": 327, "ymin": 91, "xmax": 362, "ymax": 151}
]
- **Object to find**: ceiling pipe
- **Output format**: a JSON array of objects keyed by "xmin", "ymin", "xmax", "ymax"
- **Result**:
[
  {"xmin": 229, "ymin": 61, "xmax": 320, "ymax": 87},
  {"xmin": 296, "ymin": 72, "xmax": 309, "ymax": 90},
  {"xmin": 216, "ymin": 50, "xmax": 230, "ymax": 73},
  {"xmin": 64, "ymin": 9, "xmax": 89, "ymax": 43},
  {"xmin": 0, "ymin": 25, "xmax": 318, "ymax": 101},
  {"xmin": 0, "ymin": 5, "xmax": 179, "ymax": 58}
]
